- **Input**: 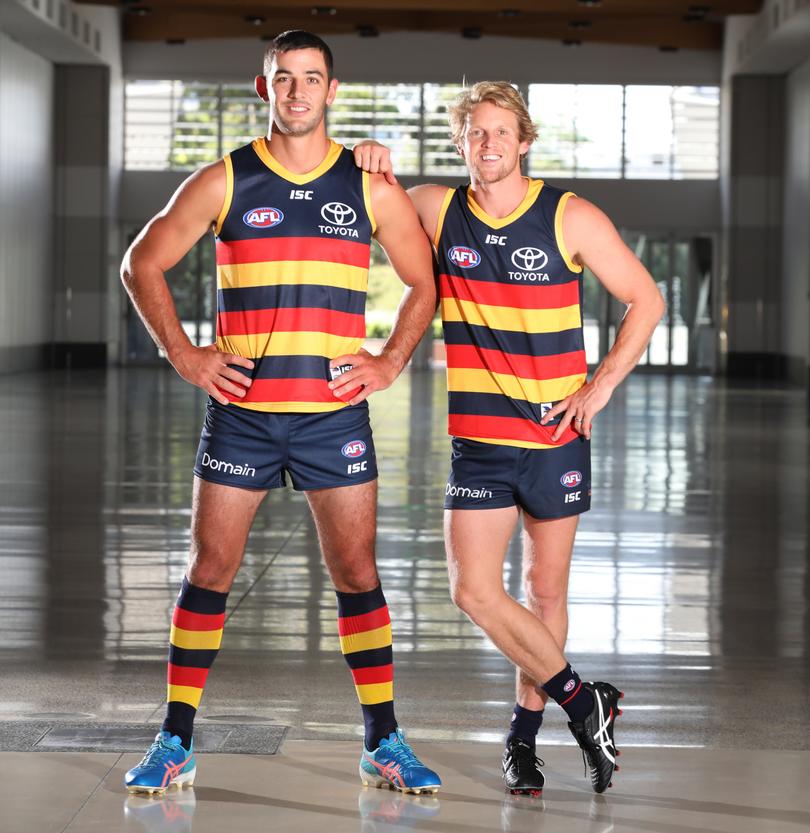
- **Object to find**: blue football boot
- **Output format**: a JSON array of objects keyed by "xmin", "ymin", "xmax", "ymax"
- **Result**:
[
  {"xmin": 125, "ymin": 731, "xmax": 196, "ymax": 795},
  {"xmin": 359, "ymin": 729, "xmax": 441, "ymax": 795}
]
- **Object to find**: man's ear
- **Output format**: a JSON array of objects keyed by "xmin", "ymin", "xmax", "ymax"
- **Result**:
[
  {"xmin": 255, "ymin": 75, "xmax": 269, "ymax": 102},
  {"xmin": 326, "ymin": 77, "xmax": 339, "ymax": 107}
]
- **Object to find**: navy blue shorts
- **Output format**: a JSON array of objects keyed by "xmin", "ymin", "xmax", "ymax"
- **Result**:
[
  {"xmin": 444, "ymin": 436, "xmax": 591, "ymax": 519},
  {"xmin": 194, "ymin": 400, "xmax": 377, "ymax": 491}
]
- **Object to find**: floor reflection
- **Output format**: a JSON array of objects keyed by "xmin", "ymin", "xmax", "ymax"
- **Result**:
[{"xmin": 0, "ymin": 368, "xmax": 807, "ymax": 753}]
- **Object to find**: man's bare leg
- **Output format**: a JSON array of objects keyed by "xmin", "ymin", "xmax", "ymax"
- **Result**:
[
  {"xmin": 444, "ymin": 507, "xmax": 570, "ymax": 684},
  {"xmin": 307, "ymin": 479, "xmax": 441, "ymax": 792},
  {"xmin": 516, "ymin": 514, "xmax": 579, "ymax": 713},
  {"xmin": 126, "ymin": 478, "xmax": 267, "ymax": 793}
]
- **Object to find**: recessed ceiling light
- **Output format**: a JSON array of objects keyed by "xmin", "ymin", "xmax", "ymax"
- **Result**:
[
  {"xmin": 311, "ymin": 6, "xmax": 337, "ymax": 15},
  {"xmin": 244, "ymin": 15, "xmax": 265, "ymax": 26}
]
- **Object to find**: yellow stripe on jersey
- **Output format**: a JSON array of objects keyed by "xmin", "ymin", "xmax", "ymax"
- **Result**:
[
  {"xmin": 217, "ymin": 331, "xmax": 362, "ymax": 359},
  {"xmin": 447, "ymin": 367, "xmax": 587, "ymax": 404},
  {"xmin": 362, "ymin": 170, "xmax": 377, "ymax": 235},
  {"xmin": 217, "ymin": 260, "xmax": 368, "ymax": 292},
  {"xmin": 466, "ymin": 178, "xmax": 544, "ymax": 229},
  {"xmin": 455, "ymin": 433, "xmax": 561, "ymax": 450},
  {"xmin": 214, "ymin": 154, "xmax": 234, "ymax": 237},
  {"xmin": 236, "ymin": 400, "xmax": 347, "ymax": 414},
  {"xmin": 433, "ymin": 187, "xmax": 455, "ymax": 250},
  {"xmin": 338, "ymin": 624, "xmax": 393, "ymax": 655},
  {"xmin": 252, "ymin": 137, "xmax": 343, "ymax": 184},
  {"xmin": 167, "ymin": 684, "xmax": 204, "ymax": 709},
  {"xmin": 555, "ymin": 191, "xmax": 583, "ymax": 274},
  {"xmin": 169, "ymin": 624, "xmax": 224, "ymax": 651},
  {"xmin": 356, "ymin": 681, "xmax": 394, "ymax": 706},
  {"xmin": 441, "ymin": 296, "xmax": 582, "ymax": 334}
]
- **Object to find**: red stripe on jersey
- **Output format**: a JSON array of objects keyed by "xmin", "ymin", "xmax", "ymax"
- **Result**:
[
  {"xmin": 172, "ymin": 608, "xmax": 226, "ymax": 632},
  {"xmin": 217, "ymin": 307, "xmax": 366, "ymax": 338},
  {"xmin": 445, "ymin": 344, "xmax": 586, "ymax": 380},
  {"xmin": 440, "ymin": 273, "xmax": 580, "ymax": 310},
  {"xmin": 216, "ymin": 236, "xmax": 370, "ymax": 268},
  {"xmin": 351, "ymin": 664, "xmax": 394, "ymax": 686},
  {"xmin": 226, "ymin": 378, "xmax": 342, "ymax": 405},
  {"xmin": 167, "ymin": 664, "xmax": 209, "ymax": 688},
  {"xmin": 449, "ymin": 413, "xmax": 579, "ymax": 446},
  {"xmin": 337, "ymin": 606, "xmax": 391, "ymax": 637}
]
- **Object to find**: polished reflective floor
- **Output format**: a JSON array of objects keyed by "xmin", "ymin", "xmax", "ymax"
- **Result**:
[{"xmin": 0, "ymin": 368, "xmax": 808, "ymax": 832}]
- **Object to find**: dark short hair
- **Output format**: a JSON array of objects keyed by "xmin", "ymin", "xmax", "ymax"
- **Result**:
[{"xmin": 263, "ymin": 30, "xmax": 334, "ymax": 80}]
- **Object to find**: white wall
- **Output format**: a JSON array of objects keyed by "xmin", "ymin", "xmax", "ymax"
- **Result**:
[
  {"xmin": 782, "ymin": 56, "xmax": 810, "ymax": 384},
  {"xmin": 124, "ymin": 32, "xmax": 721, "ymax": 86},
  {"xmin": 0, "ymin": 32, "xmax": 54, "ymax": 371}
]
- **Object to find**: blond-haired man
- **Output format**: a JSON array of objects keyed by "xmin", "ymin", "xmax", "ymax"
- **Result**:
[{"xmin": 353, "ymin": 82, "xmax": 664, "ymax": 795}]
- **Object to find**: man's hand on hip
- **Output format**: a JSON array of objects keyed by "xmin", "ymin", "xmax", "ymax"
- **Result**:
[
  {"xmin": 328, "ymin": 348, "xmax": 399, "ymax": 405},
  {"xmin": 171, "ymin": 344, "xmax": 254, "ymax": 405}
]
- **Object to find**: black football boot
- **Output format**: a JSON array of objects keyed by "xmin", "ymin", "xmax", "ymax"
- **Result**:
[{"xmin": 567, "ymin": 681, "xmax": 623, "ymax": 793}]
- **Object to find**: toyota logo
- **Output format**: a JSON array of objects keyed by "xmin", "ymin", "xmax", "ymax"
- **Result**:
[
  {"xmin": 320, "ymin": 202, "xmax": 357, "ymax": 226},
  {"xmin": 511, "ymin": 247, "xmax": 548, "ymax": 271}
]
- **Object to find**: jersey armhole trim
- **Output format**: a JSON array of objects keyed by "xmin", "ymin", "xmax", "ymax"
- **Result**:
[
  {"xmin": 555, "ymin": 191, "xmax": 582, "ymax": 274},
  {"xmin": 362, "ymin": 170, "xmax": 377, "ymax": 235},
  {"xmin": 433, "ymin": 187, "xmax": 455, "ymax": 250},
  {"xmin": 214, "ymin": 154, "xmax": 233, "ymax": 238}
]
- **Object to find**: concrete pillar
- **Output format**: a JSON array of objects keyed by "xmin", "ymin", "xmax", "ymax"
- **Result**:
[
  {"xmin": 53, "ymin": 64, "xmax": 111, "ymax": 367},
  {"xmin": 721, "ymin": 75, "xmax": 785, "ymax": 379}
]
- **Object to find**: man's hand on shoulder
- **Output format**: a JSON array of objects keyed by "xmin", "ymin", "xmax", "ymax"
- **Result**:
[{"xmin": 352, "ymin": 140, "xmax": 397, "ymax": 184}]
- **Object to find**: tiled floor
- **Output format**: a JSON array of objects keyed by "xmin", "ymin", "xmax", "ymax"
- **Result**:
[{"xmin": 0, "ymin": 367, "xmax": 808, "ymax": 832}]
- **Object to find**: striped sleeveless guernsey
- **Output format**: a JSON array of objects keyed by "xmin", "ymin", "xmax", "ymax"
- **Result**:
[
  {"xmin": 435, "ymin": 179, "xmax": 587, "ymax": 449},
  {"xmin": 214, "ymin": 138, "xmax": 375, "ymax": 412}
]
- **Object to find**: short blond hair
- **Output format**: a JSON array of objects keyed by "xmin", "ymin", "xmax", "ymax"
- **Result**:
[{"xmin": 448, "ymin": 81, "xmax": 538, "ymax": 147}]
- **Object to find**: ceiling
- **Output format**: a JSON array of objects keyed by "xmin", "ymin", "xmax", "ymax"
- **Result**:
[{"xmin": 82, "ymin": 1, "xmax": 764, "ymax": 49}]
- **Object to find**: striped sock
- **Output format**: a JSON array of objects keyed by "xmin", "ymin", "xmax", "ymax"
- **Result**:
[
  {"xmin": 336, "ymin": 584, "xmax": 397, "ymax": 750},
  {"xmin": 162, "ymin": 577, "xmax": 228, "ymax": 748}
]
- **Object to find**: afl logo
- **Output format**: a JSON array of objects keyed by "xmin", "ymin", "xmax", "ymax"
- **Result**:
[
  {"xmin": 243, "ymin": 207, "xmax": 283, "ymax": 228},
  {"xmin": 341, "ymin": 440, "xmax": 367, "ymax": 459},
  {"xmin": 561, "ymin": 470, "xmax": 582, "ymax": 488},
  {"xmin": 321, "ymin": 202, "xmax": 357, "ymax": 226},
  {"xmin": 511, "ymin": 247, "xmax": 548, "ymax": 271},
  {"xmin": 449, "ymin": 246, "xmax": 481, "ymax": 269}
]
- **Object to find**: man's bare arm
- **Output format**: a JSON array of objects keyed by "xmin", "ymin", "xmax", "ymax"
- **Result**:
[
  {"xmin": 121, "ymin": 162, "xmax": 254, "ymax": 405},
  {"xmin": 329, "ymin": 175, "xmax": 437, "ymax": 404},
  {"xmin": 542, "ymin": 197, "xmax": 665, "ymax": 440}
]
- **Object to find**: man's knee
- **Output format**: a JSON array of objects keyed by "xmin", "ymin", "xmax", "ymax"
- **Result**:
[
  {"xmin": 450, "ymin": 579, "xmax": 496, "ymax": 623},
  {"xmin": 187, "ymin": 543, "xmax": 240, "ymax": 592},
  {"xmin": 524, "ymin": 571, "xmax": 568, "ymax": 618}
]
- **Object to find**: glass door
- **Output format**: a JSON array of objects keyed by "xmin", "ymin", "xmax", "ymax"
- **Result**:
[
  {"xmin": 122, "ymin": 229, "xmax": 217, "ymax": 364},
  {"xmin": 584, "ymin": 232, "xmax": 716, "ymax": 371}
]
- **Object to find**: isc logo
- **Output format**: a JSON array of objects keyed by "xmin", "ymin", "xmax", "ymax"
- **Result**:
[
  {"xmin": 347, "ymin": 460, "xmax": 368, "ymax": 475},
  {"xmin": 341, "ymin": 440, "xmax": 367, "ymax": 459},
  {"xmin": 448, "ymin": 246, "xmax": 481, "ymax": 269},
  {"xmin": 564, "ymin": 491, "xmax": 581, "ymax": 504},
  {"xmin": 289, "ymin": 189, "xmax": 313, "ymax": 200},
  {"xmin": 560, "ymin": 470, "xmax": 583, "ymax": 488},
  {"xmin": 243, "ymin": 207, "xmax": 284, "ymax": 228}
]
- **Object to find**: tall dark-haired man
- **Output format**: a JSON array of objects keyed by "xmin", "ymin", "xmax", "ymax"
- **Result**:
[
  {"xmin": 121, "ymin": 30, "xmax": 440, "ymax": 795},
  {"xmin": 355, "ymin": 81, "xmax": 664, "ymax": 795}
]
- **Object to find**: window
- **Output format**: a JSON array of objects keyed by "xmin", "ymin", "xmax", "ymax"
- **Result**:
[
  {"xmin": 125, "ymin": 80, "xmax": 720, "ymax": 180},
  {"xmin": 529, "ymin": 84, "xmax": 624, "ymax": 178}
]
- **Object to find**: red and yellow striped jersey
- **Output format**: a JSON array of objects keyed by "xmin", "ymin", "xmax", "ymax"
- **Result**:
[
  {"xmin": 214, "ymin": 138, "xmax": 375, "ymax": 412},
  {"xmin": 435, "ymin": 179, "xmax": 586, "ymax": 449}
]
